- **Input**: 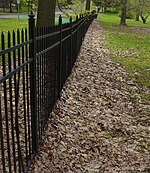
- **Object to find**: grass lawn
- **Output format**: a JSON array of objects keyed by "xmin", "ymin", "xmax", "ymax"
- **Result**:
[
  {"xmin": 0, "ymin": 18, "xmax": 28, "ymax": 33},
  {"xmin": 0, "ymin": 15, "xmax": 73, "ymax": 33},
  {"xmin": 0, "ymin": 18, "xmax": 28, "ymax": 48},
  {"xmin": 100, "ymin": 13, "xmax": 150, "ymax": 27},
  {"xmin": 99, "ymin": 13, "xmax": 150, "ymax": 91},
  {"xmin": 0, "ymin": 15, "xmax": 72, "ymax": 48}
]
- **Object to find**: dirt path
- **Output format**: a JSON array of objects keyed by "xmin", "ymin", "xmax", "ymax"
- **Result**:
[{"xmin": 29, "ymin": 20, "xmax": 150, "ymax": 173}]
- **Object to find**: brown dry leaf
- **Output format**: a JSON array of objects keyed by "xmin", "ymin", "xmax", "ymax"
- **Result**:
[{"xmin": 29, "ymin": 20, "xmax": 150, "ymax": 173}]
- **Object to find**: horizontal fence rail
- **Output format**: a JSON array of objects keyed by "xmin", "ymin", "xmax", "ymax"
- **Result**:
[{"xmin": 0, "ymin": 12, "xmax": 97, "ymax": 173}]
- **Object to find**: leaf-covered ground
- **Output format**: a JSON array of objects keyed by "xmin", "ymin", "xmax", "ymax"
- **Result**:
[{"xmin": 29, "ymin": 20, "xmax": 150, "ymax": 173}]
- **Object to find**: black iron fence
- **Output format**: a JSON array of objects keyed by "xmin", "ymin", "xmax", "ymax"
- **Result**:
[{"xmin": 0, "ymin": 12, "xmax": 97, "ymax": 173}]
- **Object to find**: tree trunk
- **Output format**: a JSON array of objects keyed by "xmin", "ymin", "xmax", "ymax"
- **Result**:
[
  {"xmin": 9, "ymin": 1, "xmax": 13, "ymax": 13},
  {"xmin": 36, "ymin": 0, "xmax": 57, "ymax": 116},
  {"xmin": 140, "ymin": 12, "xmax": 149, "ymax": 24},
  {"xmin": 3, "ymin": 0, "xmax": 5, "ymax": 12},
  {"xmin": 103, "ymin": 3, "xmax": 107, "ymax": 13},
  {"xmin": 85, "ymin": 0, "xmax": 90, "ymax": 11},
  {"xmin": 37, "ymin": 0, "xmax": 56, "ymax": 27},
  {"xmin": 120, "ymin": 0, "xmax": 127, "ymax": 25},
  {"xmin": 135, "ymin": 10, "xmax": 140, "ymax": 21},
  {"xmin": 104, "ymin": 6, "xmax": 107, "ymax": 13},
  {"xmin": 135, "ymin": 4, "xmax": 140, "ymax": 21}
]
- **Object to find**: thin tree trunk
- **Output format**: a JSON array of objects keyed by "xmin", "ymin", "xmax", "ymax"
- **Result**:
[
  {"xmin": 85, "ymin": 0, "xmax": 90, "ymax": 11},
  {"xmin": 104, "ymin": 6, "xmax": 107, "ymax": 13},
  {"xmin": 135, "ymin": 10, "xmax": 140, "ymax": 21},
  {"xmin": 9, "ymin": 1, "xmax": 13, "ymax": 13},
  {"xmin": 37, "ymin": 0, "xmax": 56, "ymax": 27},
  {"xmin": 135, "ymin": 4, "xmax": 140, "ymax": 21},
  {"xmin": 104, "ymin": 3, "xmax": 107, "ymax": 13},
  {"xmin": 3, "ymin": 0, "xmax": 5, "ymax": 12},
  {"xmin": 120, "ymin": 0, "xmax": 127, "ymax": 25},
  {"xmin": 140, "ymin": 11, "xmax": 149, "ymax": 24}
]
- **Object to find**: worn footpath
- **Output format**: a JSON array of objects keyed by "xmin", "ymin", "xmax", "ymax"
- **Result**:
[{"xmin": 29, "ymin": 20, "xmax": 150, "ymax": 173}]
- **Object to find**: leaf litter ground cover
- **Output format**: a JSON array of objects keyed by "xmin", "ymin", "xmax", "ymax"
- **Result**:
[{"xmin": 29, "ymin": 20, "xmax": 150, "ymax": 173}]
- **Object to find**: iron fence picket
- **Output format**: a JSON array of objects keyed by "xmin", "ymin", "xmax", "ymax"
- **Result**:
[
  {"xmin": 21, "ymin": 28, "xmax": 29, "ymax": 168},
  {"xmin": 25, "ymin": 28, "xmax": 32, "ymax": 162},
  {"xmin": 8, "ymin": 31, "xmax": 17, "ymax": 173},
  {"xmin": 0, "ymin": 95, "xmax": 6, "ymax": 173}
]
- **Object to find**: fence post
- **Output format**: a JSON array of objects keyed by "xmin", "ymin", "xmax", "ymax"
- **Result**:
[
  {"xmin": 82, "ymin": 14, "xmax": 85, "ymax": 40},
  {"xmin": 58, "ymin": 15, "xmax": 62, "ymax": 97},
  {"xmin": 81, "ymin": 14, "xmax": 84, "ymax": 40},
  {"xmin": 79, "ymin": 14, "xmax": 82, "ymax": 20},
  {"xmin": 79, "ymin": 14, "xmax": 82, "ymax": 47},
  {"xmin": 76, "ymin": 15, "xmax": 79, "ymax": 58},
  {"xmin": 28, "ymin": 11, "xmax": 37, "ymax": 153},
  {"xmin": 69, "ymin": 16, "xmax": 72, "ymax": 75}
]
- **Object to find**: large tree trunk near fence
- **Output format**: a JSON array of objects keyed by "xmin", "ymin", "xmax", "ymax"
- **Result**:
[
  {"xmin": 37, "ymin": 0, "xmax": 56, "ymax": 27},
  {"xmin": 36, "ymin": 0, "xmax": 56, "ymax": 117}
]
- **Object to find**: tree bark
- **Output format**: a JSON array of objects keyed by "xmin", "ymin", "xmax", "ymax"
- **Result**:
[
  {"xmin": 135, "ymin": 10, "xmax": 140, "ymax": 21},
  {"xmin": 135, "ymin": 3, "xmax": 140, "ymax": 21},
  {"xmin": 140, "ymin": 11, "xmax": 149, "ymax": 24},
  {"xmin": 85, "ymin": 0, "xmax": 90, "ymax": 11},
  {"xmin": 36, "ymin": 0, "xmax": 56, "ymax": 116},
  {"xmin": 104, "ymin": 6, "xmax": 107, "ymax": 13},
  {"xmin": 120, "ymin": 0, "xmax": 127, "ymax": 25},
  {"xmin": 9, "ymin": 1, "xmax": 13, "ymax": 13},
  {"xmin": 37, "ymin": 0, "xmax": 56, "ymax": 27},
  {"xmin": 3, "ymin": 0, "xmax": 5, "ymax": 12}
]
